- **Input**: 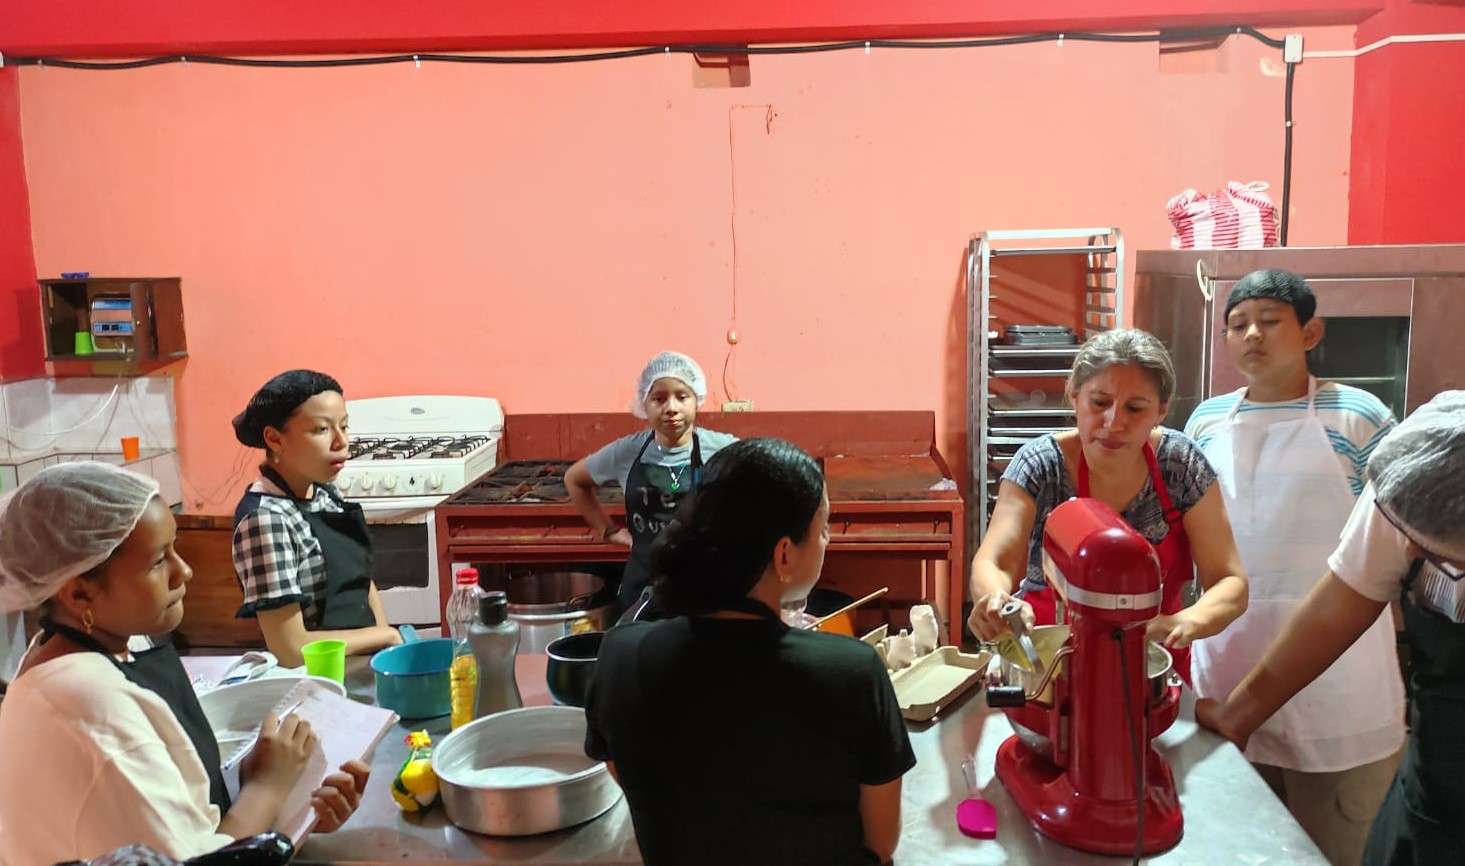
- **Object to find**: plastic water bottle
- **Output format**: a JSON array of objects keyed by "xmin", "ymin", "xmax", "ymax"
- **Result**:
[
  {"xmin": 471, "ymin": 589, "xmax": 523, "ymax": 718},
  {"xmin": 448, "ymin": 568, "xmax": 480, "ymax": 730}
]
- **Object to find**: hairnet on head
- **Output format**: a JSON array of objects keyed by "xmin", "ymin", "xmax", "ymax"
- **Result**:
[
  {"xmin": 1368, "ymin": 390, "xmax": 1465, "ymax": 562},
  {"xmin": 0, "ymin": 462, "xmax": 160, "ymax": 613},
  {"xmin": 1224, "ymin": 268, "xmax": 1318, "ymax": 324},
  {"xmin": 632, "ymin": 351, "xmax": 707, "ymax": 419},
  {"xmin": 232, "ymin": 369, "xmax": 343, "ymax": 448}
]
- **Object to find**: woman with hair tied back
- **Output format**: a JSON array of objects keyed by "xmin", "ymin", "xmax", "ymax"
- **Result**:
[
  {"xmin": 967, "ymin": 328, "xmax": 1249, "ymax": 684},
  {"xmin": 582, "ymin": 438, "xmax": 915, "ymax": 866},
  {"xmin": 230, "ymin": 369, "xmax": 401, "ymax": 668}
]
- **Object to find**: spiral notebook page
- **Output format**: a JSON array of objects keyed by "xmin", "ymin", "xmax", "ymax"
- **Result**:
[{"xmin": 260, "ymin": 679, "xmax": 400, "ymax": 845}]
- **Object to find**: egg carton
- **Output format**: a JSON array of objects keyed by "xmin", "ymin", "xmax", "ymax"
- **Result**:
[{"xmin": 862, "ymin": 622, "xmax": 991, "ymax": 723}]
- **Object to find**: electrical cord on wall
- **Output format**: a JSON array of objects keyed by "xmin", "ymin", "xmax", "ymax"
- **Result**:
[
  {"xmin": 2, "ymin": 26, "xmax": 1286, "ymax": 70},
  {"xmin": 1113, "ymin": 628, "xmax": 1145, "ymax": 866},
  {"xmin": 8, "ymin": 24, "xmax": 1301, "ymax": 252},
  {"xmin": 1280, "ymin": 59, "xmax": 1297, "ymax": 246},
  {"xmin": 0, "ymin": 382, "xmax": 122, "ymax": 446}
]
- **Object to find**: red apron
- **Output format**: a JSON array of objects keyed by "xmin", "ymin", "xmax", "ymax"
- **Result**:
[{"xmin": 1022, "ymin": 441, "xmax": 1194, "ymax": 684}]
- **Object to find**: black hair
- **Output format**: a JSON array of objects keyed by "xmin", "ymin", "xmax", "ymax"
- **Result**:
[
  {"xmin": 650, "ymin": 438, "xmax": 825, "ymax": 614},
  {"xmin": 1224, "ymin": 268, "xmax": 1317, "ymax": 325},
  {"xmin": 232, "ymin": 369, "xmax": 344, "ymax": 449}
]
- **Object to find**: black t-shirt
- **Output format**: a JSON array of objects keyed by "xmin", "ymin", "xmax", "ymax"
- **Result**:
[{"xmin": 584, "ymin": 615, "xmax": 916, "ymax": 866}]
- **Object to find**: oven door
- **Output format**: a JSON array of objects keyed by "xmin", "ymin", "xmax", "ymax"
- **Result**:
[
  {"xmin": 1210, "ymin": 277, "xmax": 1414, "ymax": 417},
  {"xmin": 357, "ymin": 495, "xmax": 445, "ymax": 626}
]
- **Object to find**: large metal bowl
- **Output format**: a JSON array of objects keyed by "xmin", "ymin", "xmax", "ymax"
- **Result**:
[
  {"xmin": 431, "ymin": 706, "xmax": 622, "ymax": 836},
  {"xmin": 1001, "ymin": 625, "xmax": 1176, "ymax": 760}
]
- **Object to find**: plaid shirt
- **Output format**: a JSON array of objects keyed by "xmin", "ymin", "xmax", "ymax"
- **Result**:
[{"xmin": 232, "ymin": 475, "xmax": 344, "ymax": 626}]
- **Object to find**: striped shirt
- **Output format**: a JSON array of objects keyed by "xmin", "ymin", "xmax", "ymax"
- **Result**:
[
  {"xmin": 1185, "ymin": 382, "xmax": 1396, "ymax": 497},
  {"xmin": 1002, "ymin": 429, "xmax": 1217, "ymax": 595},
  {"xmin": 231, "ymin": 475, "xmax": 345, "ymax": 626}
]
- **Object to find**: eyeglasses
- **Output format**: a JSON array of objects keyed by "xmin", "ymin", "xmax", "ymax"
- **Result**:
[{"xmin": 1375, "ymin": 501, "xmax": 1465, "ymax": 582}]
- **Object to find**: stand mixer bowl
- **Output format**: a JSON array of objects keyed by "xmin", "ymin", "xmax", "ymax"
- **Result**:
[{"xmin": 998, "ymin": 625, "xmax": 1178, "ymax": 761}]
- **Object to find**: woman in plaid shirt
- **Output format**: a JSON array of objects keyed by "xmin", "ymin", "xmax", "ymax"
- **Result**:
[{"xmin": 230, "ymin": 370, "xmax": 401, "ymax": 668}]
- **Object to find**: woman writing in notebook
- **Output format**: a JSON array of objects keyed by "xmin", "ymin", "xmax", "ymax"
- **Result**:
[{"xmin": 0, "ymin": 462, "xmax": 369, "ymax": 864}]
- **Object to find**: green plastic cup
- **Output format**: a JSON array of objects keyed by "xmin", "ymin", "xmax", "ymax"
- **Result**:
[
  {"xmin": 74, "ymin": 331, "xmax": 95, "ymax": 355},
  {"xmin": 301, "ymin": 638, "xmax": 347, "ymax": 683}
]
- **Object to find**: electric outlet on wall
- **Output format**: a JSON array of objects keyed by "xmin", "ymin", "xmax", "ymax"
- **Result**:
[{"xmin": 722, "ymin": 400, "xmax": 754, "ymax": 412}]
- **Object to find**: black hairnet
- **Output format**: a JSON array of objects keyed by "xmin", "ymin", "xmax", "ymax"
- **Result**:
[{"xmin": 232, "ymin": 370, "xmax": 343, "ymax": 448}]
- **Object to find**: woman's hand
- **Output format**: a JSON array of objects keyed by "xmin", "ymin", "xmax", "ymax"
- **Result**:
[
  {"xmin": 967, "ymin": 591, "xmax": 1032, "ymax": 642},
  {"xmin": 608, "ymin": 528, "xmax": 633, "ymax": 547},
  {"xmin": 240, "ymin": 711, "xmax": 316, "ymax": 794},
  {"xmin": 1145, "ymin": 610, "xmax": 1205, "ymax": 649},
  {"xmin": 311, "ymin": 759, "xmax": 370, "ymax": 833},
  {"xmin": 1195, "ymin": 698, "xmax": 1249, "ymax": 751}
]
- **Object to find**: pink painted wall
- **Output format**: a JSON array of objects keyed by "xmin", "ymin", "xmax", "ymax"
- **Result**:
[{"xmin": 16, "ymin": 29, "xmax": 1357, "ymax": 511}]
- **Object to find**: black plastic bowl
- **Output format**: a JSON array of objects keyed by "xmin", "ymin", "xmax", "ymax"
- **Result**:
[{"xmin": 545, "ymin": 630, "xmax": 603, "ymax": 708}]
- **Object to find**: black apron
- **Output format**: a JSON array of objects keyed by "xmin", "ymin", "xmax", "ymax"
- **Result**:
[
  {"xmin": 41, "ymin": 621, "xmax": 231, "ymax": 813},
  {"xmin": 234, "ymin": 467, "xmax": 376, "ymax": 629},
  {"xmin": 1363, "ymin": 560, "xmax": 1465, "ymax": 866},
  {"xmin": 619, "ymin": 432, "xmax": 703, "ymax": 610}
]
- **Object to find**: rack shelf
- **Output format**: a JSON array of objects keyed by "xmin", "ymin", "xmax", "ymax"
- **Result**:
[
  {"xmin": 989, "ymin": 345, "xmax": 1081, "ymax": 358},
  {"xmin": 966, "ymin": 227, "xmax": 1124, "ymax": 547}
]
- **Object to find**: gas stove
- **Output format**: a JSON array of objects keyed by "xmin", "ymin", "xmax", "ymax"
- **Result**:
[
  {"xmin": 445, "ymin": 460, "xmax": 623, "ymax": 505},
  {"xmin": 337, "ymin": 396, "xmax": 504, "ymax": 627},
  {"xmin": 335, "ymin": 397, "xmax": 503, "ymax": 505},
  {"xmin": 348, "ymin": 435, "xmax": 493, "ymax": 463}
]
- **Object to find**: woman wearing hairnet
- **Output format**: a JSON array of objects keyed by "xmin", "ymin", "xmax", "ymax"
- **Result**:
[
  {"xmin": 231, "ymin": 370, "xmax": 400, "ymax": 668},
  {"xmin": 1197, "ymin": 392, "xmax": 1465, "ymax": 865},
  {"xmin": 566, "ymin": 351, "xmax": 737, "ymax": 614},
  {"xmin": 0, "ymin": 462, "xmax": 367, "ymax": 864}
]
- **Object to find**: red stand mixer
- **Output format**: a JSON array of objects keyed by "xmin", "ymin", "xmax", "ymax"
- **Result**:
[{"xmin": 986, "ymin": 497, "xmax": 1184, "ymax": 856}]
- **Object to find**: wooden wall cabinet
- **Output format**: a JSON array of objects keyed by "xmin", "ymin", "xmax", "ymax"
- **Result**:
[{"xmin": 41, "ymin": 277, "xmax": 186, "ymax": 374}]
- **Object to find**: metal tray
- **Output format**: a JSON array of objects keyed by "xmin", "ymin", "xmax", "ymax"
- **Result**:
[{"xmin": 889, "ymin": 647, "xmax": 991, "ymax": 722}]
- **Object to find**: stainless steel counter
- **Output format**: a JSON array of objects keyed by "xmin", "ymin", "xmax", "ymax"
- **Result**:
[{"xmin": 297, "ymin": 657, "xmax": 1326, "ymax": 865}]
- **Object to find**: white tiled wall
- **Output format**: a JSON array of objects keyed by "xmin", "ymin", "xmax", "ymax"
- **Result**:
[{"xmin": 0, "ymin": 376, "xmax": 181, "ymax": 502}]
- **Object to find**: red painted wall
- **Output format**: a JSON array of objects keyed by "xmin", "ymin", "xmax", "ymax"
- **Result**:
[
  {"xmin": 2, "ymin": 0, "xmax": 1378, "ymax": 57},
  {"xmin": 1347, "ymin": 0, "xmax": 1465, "ymax": 243},
  {"xmin": 0, "ymin": 69, "xmax": 42, "ymax": 382}
]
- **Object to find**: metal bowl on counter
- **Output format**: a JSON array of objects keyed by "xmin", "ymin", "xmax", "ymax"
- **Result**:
[
  {"xmin": 431, "ymin": 706, "xmax": 622, "ymax": 836},
  {"xmin": 504, "ymin": 571, "xmax": 616, "ymax": 654},
  {"xmin": 999, "ymin": 624, "xmax": 1176, "ymax": 760}
]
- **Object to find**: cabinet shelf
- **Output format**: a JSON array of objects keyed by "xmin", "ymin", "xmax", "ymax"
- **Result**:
[{"xmin": 41, "ymin": 278, "xmax": 187, "ymax": 376}]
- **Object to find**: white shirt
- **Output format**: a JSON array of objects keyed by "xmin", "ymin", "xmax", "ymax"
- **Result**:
[
  {"xmin": 1331, "ymin": 483, "xmax": 1465, "ymax": 622},
  {"xmin": 0, "ymin": 653, "xmax": 233, "ymax": 865}
]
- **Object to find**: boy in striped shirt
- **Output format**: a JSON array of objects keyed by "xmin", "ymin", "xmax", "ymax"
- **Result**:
[{"xmin": 1185, "ymin": 269, "xmax": 1404, "ymax": 866}]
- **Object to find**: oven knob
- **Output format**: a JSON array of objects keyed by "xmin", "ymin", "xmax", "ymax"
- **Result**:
[
  {"xmin": 382, "ymin": 475, "xmax": 399, "ymax": 491},
  {"xmin": 358, "ymin": 473, "xmax": 374, "ymax": 492},
  {"xmin": 337, "ymin": 475, "xmax": 354, "ymax": 492},
  {"xmin": 427, "ymin": 473, "xmax": 444, "ymax": 491}
]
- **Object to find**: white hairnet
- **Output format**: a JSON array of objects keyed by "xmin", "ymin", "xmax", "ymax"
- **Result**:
[
  {"xmin": 632, "ymin": 350, "xmax": 708, "ymax": 419},
  {"xmin": 1368, "ymin": 391, "xmax": 1465, "ymax": 561},
  {"xmin": 0, "ymin": 462, "xmax": 160, "ymax": 613}
]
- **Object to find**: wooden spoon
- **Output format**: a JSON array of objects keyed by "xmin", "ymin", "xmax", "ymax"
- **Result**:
[{"xmin": 811, "ymin": 587, "xmax": 890, "ymax": 630}]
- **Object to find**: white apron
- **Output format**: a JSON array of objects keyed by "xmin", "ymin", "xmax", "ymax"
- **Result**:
[{"xmin": 1193, "ymin": 378, "xmax": 1404, "ymax": 771}]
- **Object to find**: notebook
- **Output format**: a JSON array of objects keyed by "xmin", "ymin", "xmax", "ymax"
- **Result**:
[{"xmin": 222, "ymin": 678, "xmax": 399, "ymax": 845}]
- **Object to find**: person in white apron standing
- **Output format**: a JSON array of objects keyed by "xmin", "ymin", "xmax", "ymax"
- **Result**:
[{"xmin": 1186, "ymin": 269, "xmax": 1405, "ymax": 865}]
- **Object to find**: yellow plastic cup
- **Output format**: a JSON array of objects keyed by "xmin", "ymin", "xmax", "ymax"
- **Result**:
[{"xmin": 301, "ymin": 638, "xmax": 347, "ymax": 683}]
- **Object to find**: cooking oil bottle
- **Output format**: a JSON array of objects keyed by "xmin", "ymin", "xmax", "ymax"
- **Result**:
[{"xmin": 447, "ymin": 568, "xmax": 481, "ymax": 729}]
